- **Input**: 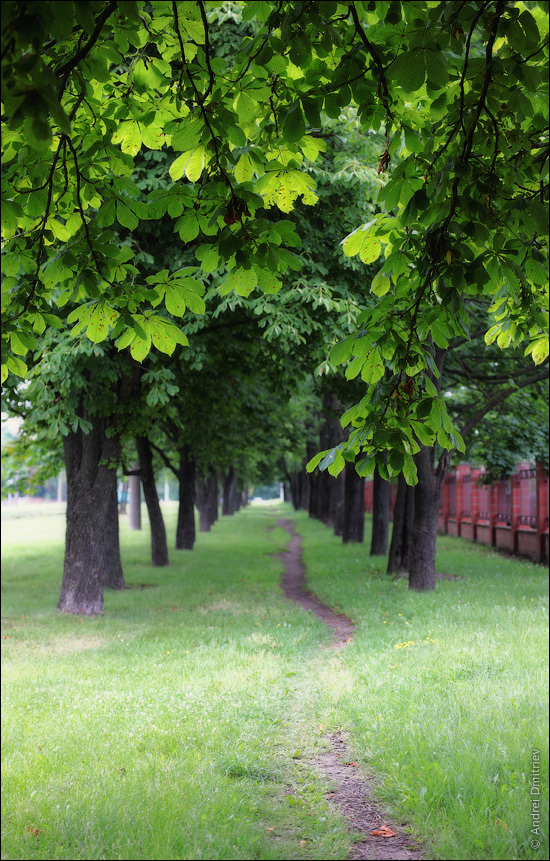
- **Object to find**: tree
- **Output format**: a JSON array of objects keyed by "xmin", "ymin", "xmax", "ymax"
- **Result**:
[
  {"xmin": 386, "ymin": 331, "xmax": 548, "ymax": 580},
  {"xmin": 2, "ymin": 1, "xmax": 548, "ymax": 594},
  {"xmin": 2, "ymin": 333, "xmax": 129, "ymax": 611}
]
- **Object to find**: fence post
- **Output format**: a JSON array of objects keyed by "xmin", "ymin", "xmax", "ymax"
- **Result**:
[
  {"xmin": 471, "ymin": 467, "xmax": 482, "ymax": 543},
  {"xmin": 455, "ymin": 463, "xmax": 469, "ymax": 538},
  {"xmin": 511, "ymin": 465, "xmax": 522, "ymax": 554}
]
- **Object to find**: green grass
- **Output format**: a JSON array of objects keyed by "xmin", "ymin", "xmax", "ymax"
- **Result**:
[
  {"xmin": 1, "ymin": 501, "xmax": 548, "ymax": 860},
  {"xmin": 296, "ymin": 509, "xmax": 549, "ymax": 861}
]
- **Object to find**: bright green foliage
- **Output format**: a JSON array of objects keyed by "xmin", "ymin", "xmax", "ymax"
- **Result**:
[{"xmin": 2, "ymin": 1, "xmax": 548, "ymax": 479}]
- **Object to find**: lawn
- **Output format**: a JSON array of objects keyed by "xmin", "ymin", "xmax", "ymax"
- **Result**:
[{"xmin": 1, "ymin": 501, "xmax": 548, "ymax": 860}]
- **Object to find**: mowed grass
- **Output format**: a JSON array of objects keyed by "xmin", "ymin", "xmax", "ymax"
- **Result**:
[{"xmin": 1, "ymin": 500, "xmax": 548, "ymax": 860}]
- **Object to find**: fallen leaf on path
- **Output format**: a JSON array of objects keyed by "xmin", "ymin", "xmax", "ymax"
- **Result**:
[
  {"xmin": 372, "ymin": 825, "xmax": 398, "ymax": 838},
  {"xmin": 348, "ymin": 761, "xmax": 359, "ymax": 767}
]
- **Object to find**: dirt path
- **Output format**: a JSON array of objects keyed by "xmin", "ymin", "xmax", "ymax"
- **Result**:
[{"xmin": 277, "ymin": 519, "xmax": 426, "ymax": 861}]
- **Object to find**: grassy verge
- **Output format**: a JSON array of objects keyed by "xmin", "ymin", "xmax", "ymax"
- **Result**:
[
  {"xmin": 1, "ymin": 503, "xmax": 350, "ymax": 861},
  {"xmin": 294, "ymin": 507, "xmax": 549, "ymax": 861},
  {"xmin": 2, "ymin": 501, "xmax": 548, "ymax": 860}
]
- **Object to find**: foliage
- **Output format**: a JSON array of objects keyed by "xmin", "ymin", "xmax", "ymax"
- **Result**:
[{"xmin": 1, "ymin": 0, "xmax": 548, "ymax": 483}]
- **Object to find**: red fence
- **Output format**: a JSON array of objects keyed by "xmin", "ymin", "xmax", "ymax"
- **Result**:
[{"xmin": 364, "ymin": 462, "xmax": 549, "ymax": 564}]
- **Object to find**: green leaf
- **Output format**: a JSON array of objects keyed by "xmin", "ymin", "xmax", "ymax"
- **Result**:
[
  {"xmin": 5, "ymin": 356, "xmax": 28, "ymax": 379},
  {"xmin": 345, "ymin": 354, "xmax": 365, "ymax": 380},
  {"xmin": 116, "ymin": 201, "xmax": 139, "ymax": 230},
  {"xmin": 170, "ymin": 147, "xmax": 206, "ymax": 182},
  {"xmin": 530, "ymin": 336, "xmax": 549, "ymax": 365},
  {"xmin": 116, "ymin": 328, "xmax": 136, "ymax": 351},
  {"xmin": 371, "ymin": 271, "xmax": 391, "ymax": 297},
  {"xmin": 86, "ymin": 304, "xmax": 119, "ymax": 343},
  {"xmin": 282, "ymin": 102, "xmax": 306, "ymax": 144},
  {"xmin": 402, "ymin": 454, "xmax": 418, "ymax": 486},
  {"xmin": 359, "ymin": 236, "xmax": 382, "ymax": 264},
  {"xmin": 388, "ymin": 51, "xmax": 426, "ymax": 93},
  {"xmin": 235, "ymin": 152, "xmax": 255, "ymax": 183},
  {"xmin": 356, "ymin": 456, "xmax": 376, "ymax": 478},
  {"xmin": 327, "ymin": 451, "xmax": 345, "ymax": 477},
  {"xmin": 329, "ymin": 338, "xmax": 354, "ymax": 366},
  {"xmin": 306, "ymin": 449, "xmax": 330, "ymax": 473},
  {"xmin": 175, "ymin": 212, "xmax": 200, "ymax": 242},
  {"xmin": 221, "ymin": 267, "xmax": 258, "ymax": 297},
  {"xmin": 424, "ymin": 52, "xmax": 448, "ymax": 87},
  {"xmin": 171, "ymin": 119, "xmax": 203, "ymax": 152},
  {"xmin": 10, "ymin": 332, "xmax": 29, "ymax": 356},
  {"xmin": 130, "ymin": 332, "xmax": 152, "ymax": 362},
  {"xmin": 409, "ymin": 420, "xmax": 435, "ymax": 447},
  {"xmin": 361, "ymin": 348, "xmax": 385, "ymax": 385}
]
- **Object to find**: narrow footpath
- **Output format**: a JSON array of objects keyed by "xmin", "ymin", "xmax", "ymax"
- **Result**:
[{"xmin": 277, "ymin": 519, "xmax": 426, "ymax": 861}]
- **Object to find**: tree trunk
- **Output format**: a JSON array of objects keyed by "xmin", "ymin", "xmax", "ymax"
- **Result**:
[
  {"xmin": 196, "ymin": 468, "xmax": 218, "ymax": 531},
  {"xmin": 408, "ymin": 447, "xmax": 447, "ymax": 591},
  {"xmin": 342, "ymin": 460, "xmax": 365, "ymax": 543},
  {"xmin": 176, "ymin": 446, "xmax": 195, "ymax": 550},
  {"xmin": 370, "ymin": 465, "xmax": 391, "ymax": 555},
  {"xmin": 387, "ymin": 473, "xmax": 415, "ymax": 574},
  {"xmin": 104, "ymin": 474, "xmax": 125, "ymax": 590},
  {"xmin": 128, "ymin": 467, "xmax": 141, "ymax": 530},
  {"xmin": 222, "ymin": 467, "xmax": 237, "ymax": 515},
  {"xmin": 58, "ymin": 420, "xmax": 124, "ymax": 615},
  {"xmin": 195, "ymin": 471, "xmax": 210, "ymax": 532},
  {"xmin": 136, "ymin": 436, "xmax": 169, "ymax": 567}
]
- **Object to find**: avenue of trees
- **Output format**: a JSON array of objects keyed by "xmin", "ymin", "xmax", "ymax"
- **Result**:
[{"xmin": 1, "ymin": 1, "xmax": 548, "ymax": 612}]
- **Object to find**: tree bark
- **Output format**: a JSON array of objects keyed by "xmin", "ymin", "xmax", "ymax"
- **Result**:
[
  {"xmin": 222, "ymin": 467, "xmax": 237, "ymax": 515},
  {"xmin": 342, "ymin": 460, "xmax": 365, "ymax": 544},
  {"xmin": 176, "ymin": 446, "xmax": 195, "ymax": 550},
  {"xmin": 370, "ymin": 465, "xmax": 391, "ymax": 555},
  {"xmin": 136, "ymin": 436, "xmax": 169, "ymax": 567},
  {"xmin": 196, "ymin": 471, "xmax": 210, "ymax": 532},
  {"xmin": 408, "ymin": 447, "xmax": 447, "ymax": 591},
  {"xmin": 196, "ymin": 468, "xmax": 218, "ymax": 531},
  {"xmin": 58, "ymin": 419, "xmax": 124, "ymax": 615},
  {"xmin": 387, "ymin": 473, "xmax": 415, "ymax": 574}
]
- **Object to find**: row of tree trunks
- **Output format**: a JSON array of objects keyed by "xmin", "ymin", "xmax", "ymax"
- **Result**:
[{"xmin": 220, "ymin": 468, "xmax": 249, "ymax": 516}]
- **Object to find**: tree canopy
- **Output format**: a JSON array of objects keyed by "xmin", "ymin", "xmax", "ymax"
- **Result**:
[{"xmin": 2, "ymin": 0, "xmax": 548, "ymax": 484}]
